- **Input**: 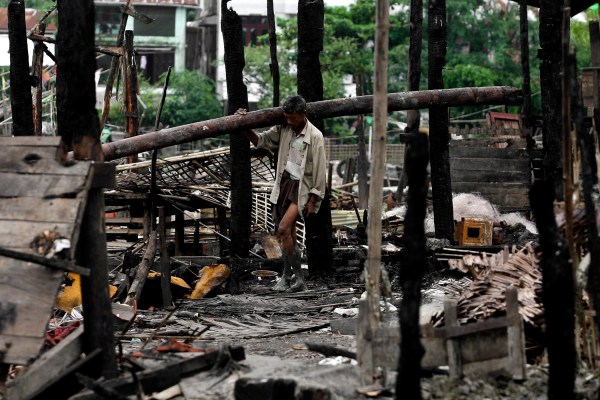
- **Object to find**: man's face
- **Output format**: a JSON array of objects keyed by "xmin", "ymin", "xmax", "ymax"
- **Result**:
[{"xmin": 284, "ymin": 111, "xmax": 306, "ymax": 131}]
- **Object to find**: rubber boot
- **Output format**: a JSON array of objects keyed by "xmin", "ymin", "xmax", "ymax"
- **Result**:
[
  {"xmin": 272, "ymin": 254, "xmax": 291, "ymax": 292},
  {"xmin": 288, "ymin": 245, "xmax": 307, "ymax": 292}
]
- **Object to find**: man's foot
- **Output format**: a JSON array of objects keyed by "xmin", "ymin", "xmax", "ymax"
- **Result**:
[
  {"xmin": 287, "ymin": 279, "xmax": 307, "ymax": 292},
  {"xmin": 271, "ymin": 277, "xmax": 290, "ymax": 292}
]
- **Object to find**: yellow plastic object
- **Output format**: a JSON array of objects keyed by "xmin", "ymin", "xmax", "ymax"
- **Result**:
[
  {"xmin": 189, "ymin": 264, "xmax": 230, "ymax": 299},
  {"xmin": 55, "ymin": 273, "xmax": 118, "ymax": 313},
  {"xmin": 147, "ymin": 271, "xmax": 192, "ymax": 289}
]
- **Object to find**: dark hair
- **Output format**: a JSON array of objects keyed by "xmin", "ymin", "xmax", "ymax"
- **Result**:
[{"xmin": 282, "ymin": 95, "xmax": 306, "ymax": 114}]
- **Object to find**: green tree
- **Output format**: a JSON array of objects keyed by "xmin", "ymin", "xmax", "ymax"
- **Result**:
[{"xmin": 141, "ymin": 70, "xmax": 223, "ymax": 128}]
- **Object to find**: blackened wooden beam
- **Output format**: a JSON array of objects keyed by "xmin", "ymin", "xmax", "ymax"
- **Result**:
[
  {"xmin": 8, "ymin": 0, "xmax": 34, "ymax": 136},
  {"xmin": 102, "ymin": 86, "xmax": 522, "ymax": 161}
]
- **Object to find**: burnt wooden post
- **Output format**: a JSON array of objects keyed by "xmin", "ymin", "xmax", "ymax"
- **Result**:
[
  {"xmin": 297, "ymin": 0, "xmax": 324, "ymax": 135},
  {"xmin": 158, "ymin": 207, "xmax": 172, "ymax": 308},
  {"xmin": 519, "ymin": 0, "xmax": 532, "ymax": 129},
  {"xmin": 397, "ymin": 0, "xmax": 423, "ymax": 206},
  {"xmin": 530, "ymin": 180, "xmax": 575, "ymax": 399},
  {"xmin": 8, "ymin": 0, "xmax": 34, "ymax": 136},
  {"xmin": 99, "ymin": 0, "xmax": 131, "ymax": 130},
  {"xmin": 356, "ymin": 112, "xmax": 369, "ymax": 209},
  {"xmin": 221, "ymin": 0, "xmax": 251, "ymax": 261},
  {"xmin": 397, "ymin": 132, "xmax": 428, "ymax": 397},
  {"xmin": 539, "ymin": 0, "xmax": 564, "ymax": 199},
  {"xmin": 56, "ymin": 0, "xmax": 117, "ymax": 378},
  {"xmin": 590, "ymin": 20, "xmax": 600, "ymax": 68},
  {"xmin": 218, "ymin": 207, "xmax": 228, "ymax": 257},
  {"xmin": 428, "ymin": 0, "xmax": 453, "ymax": 241},
  {"xmin": 124, "ymin": 30, "xmax": 139, "ymax": 164},
  {"xmin": 31, "ymin": 23, "xmax": 46, "ymax": 136},
  {"xmin": 573, "ymin": 58, "xmax": 600, "ymax": 374},
  {"xmin": 175, "ymin": 210, "xmax": 185, "ymax": 256},
  {"xmin": 267, "ymin": 0, "xmax": 280, "ymax": 108},
  {"xmin": 194, "ymin": 220, "xmax": 200, "ymax": 256},
  {"xmin": 298, "ymin": 0, "xmax": 332, "ymax": 277}
]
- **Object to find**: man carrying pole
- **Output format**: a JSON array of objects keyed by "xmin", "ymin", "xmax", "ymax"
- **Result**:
[{"xmin": 238, "ymin": 95, "xmax": 328, "ymax": 292}]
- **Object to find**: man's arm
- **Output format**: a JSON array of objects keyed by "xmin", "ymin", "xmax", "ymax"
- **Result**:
[{"xmin": 245, "ymin": 130, "xmax": 259, "ymax": 147}]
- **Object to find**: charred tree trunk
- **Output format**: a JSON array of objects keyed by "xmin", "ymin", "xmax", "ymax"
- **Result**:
[
  {"xmin": 539, "ymin": 0, "xmax": 563, "ymax": 199},
  {"xmin": 427, "ymin": 0, "xmax": 453, "ymax": 241},
  {"xmin": 530, "ymin": 181, "xmax": 575, "ymax": 400},
  {"xmin": 397, "ymin": 0, "xmax": 423, "ymax": 205},
  {"xmin": 297, "ymin": 0, "xmax": 331, "ymax": 277},
  {"xmin": 56, "ymin": 0, "xmax": 117, "ymax": 379},
  {"xmin": 397, "ymin": 133, "xmax": 428, "ymax": 400},
  {"xmin": 520, "ymin": 0, "xmax": 531, "ymax": 129},
  {"xmin": 267, "ymin": 0, "xmax": 280, "ymax": 108},
  {"xmin": 8, "ymin": 0, "xmax": 33, "ymax": 136},
  {"xmin": 221, "ymin": 1, "xmax": 251, "ymax": 259}
]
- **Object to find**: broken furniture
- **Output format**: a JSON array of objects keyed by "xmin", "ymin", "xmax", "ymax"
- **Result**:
[
  {"xmin": 0, "ymin": 137, "xmax": 116, "ymax": 398},
  {"xmin": 106, "ymin": 147, "xmax": 276, "ymax": 256}
]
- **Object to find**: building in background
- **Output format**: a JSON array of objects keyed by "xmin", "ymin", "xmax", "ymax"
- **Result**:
[{"xmin": 95, "ymin": 0, "xmax": 199, "ymax": 83}]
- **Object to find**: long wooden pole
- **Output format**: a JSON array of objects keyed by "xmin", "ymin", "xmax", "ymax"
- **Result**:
[
  {"xmin": 359, "ymin": 0, "xmax": 389, "ymax": 385},
  {"xmin": 102, "ymin": 86, "xmax": 521, "ymax": 161}
]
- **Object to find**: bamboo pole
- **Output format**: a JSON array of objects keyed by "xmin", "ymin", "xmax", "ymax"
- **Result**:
[{"xmin": 102, "ymin": 86, "xmax": 521, "ymax": 161}]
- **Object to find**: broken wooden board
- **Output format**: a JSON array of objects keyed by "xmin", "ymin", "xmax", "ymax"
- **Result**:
[
  {"xmin": 6, "ymin": 325, "xmax": 84, "ymax": 400},
  {"xmin": 0, "ymin": 137, "xmax": 94, "ymax": 365},
  {"xmin": 363, "ymin": 286, "xmax": 526, "ymax": 380}
]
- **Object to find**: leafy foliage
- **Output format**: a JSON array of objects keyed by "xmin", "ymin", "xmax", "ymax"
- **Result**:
[
  {"xmin": 106, "ymin": 70, "xmax": 223, "ymax": 130},
  {"xmin": 142, "ymin": 70, "xmax": 223, "ymax": 128}
]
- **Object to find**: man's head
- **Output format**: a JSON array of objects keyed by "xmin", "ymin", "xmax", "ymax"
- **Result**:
[{"xmin": 282, "ymin": 95, "xmax": 307, "ymax": 132}]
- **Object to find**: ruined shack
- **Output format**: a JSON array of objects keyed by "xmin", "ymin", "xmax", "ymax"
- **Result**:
[{"xmin": 1, "ymin": 0, "xmax": 600, "ymax": 399}]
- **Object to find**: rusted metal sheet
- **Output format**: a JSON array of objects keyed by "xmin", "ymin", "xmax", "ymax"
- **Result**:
[{"xmin": 103, "ymin": 86, "xmax": 522, "ymax": 161}]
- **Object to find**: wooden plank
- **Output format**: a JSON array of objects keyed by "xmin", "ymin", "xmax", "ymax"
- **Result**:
[
  {"xmin": 7, "ymin": 325, "xmax": 83, "ymax": 400},
  {"xmin": 0, "ymin": 336, "xmax": 48, "ymax": 366},
  {"xmin": 0, "ymin": 150, "xmax": 89, "ymax": 175},
  {"xmin": 0, "ymin": 221, "xmax": 77, "ymax": 249},
  {"xmin": 444, "ymin": 300, "xmax": 463, "ymax": 378},
  {"xmin": 371, "ymin": 326, "xmax": 447, "ymax": 369},
  {"xmin": 0, "ymin": 198, "xmax": 81, "ymax": 222},
  {"xmin": 0, "ymin": 172, "xmax": 89, "ymax": 198},
  {"xmin": 450, "ymin": 137, "xmax": 528, "ymax": 148},
  {"xmin": 0, "ymin": 259, "xmax": 64, "ymax": 364},
  {"xmin": 0, "ymin": 258, "xmax": 64, "ymax": 335},
  {"xmin": 0, "ymin": 136, "xmax": 62, "ymax": 147},
  {"xmin": 450, "ymin": 170, "xmax": 531, "ymax": 183},
  {"xmin": 449, "ymin": 146, "xmax": 530, "ymax": 158},
  {"xmin": 506, "ymin": 286, "xmax": 526, "ymax": 380},
  {"xmin": 449, "ymin": 183, "xmax": 529, "ymax": 194},
  {"xmin": 450, "ymin": 158, "xmax": 530, "ymax": 172}
]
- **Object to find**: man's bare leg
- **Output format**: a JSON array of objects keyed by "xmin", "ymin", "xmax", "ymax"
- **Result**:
[{"xmin": 272, "ymin": 203, "xmax": 299, "ymax": 292}]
